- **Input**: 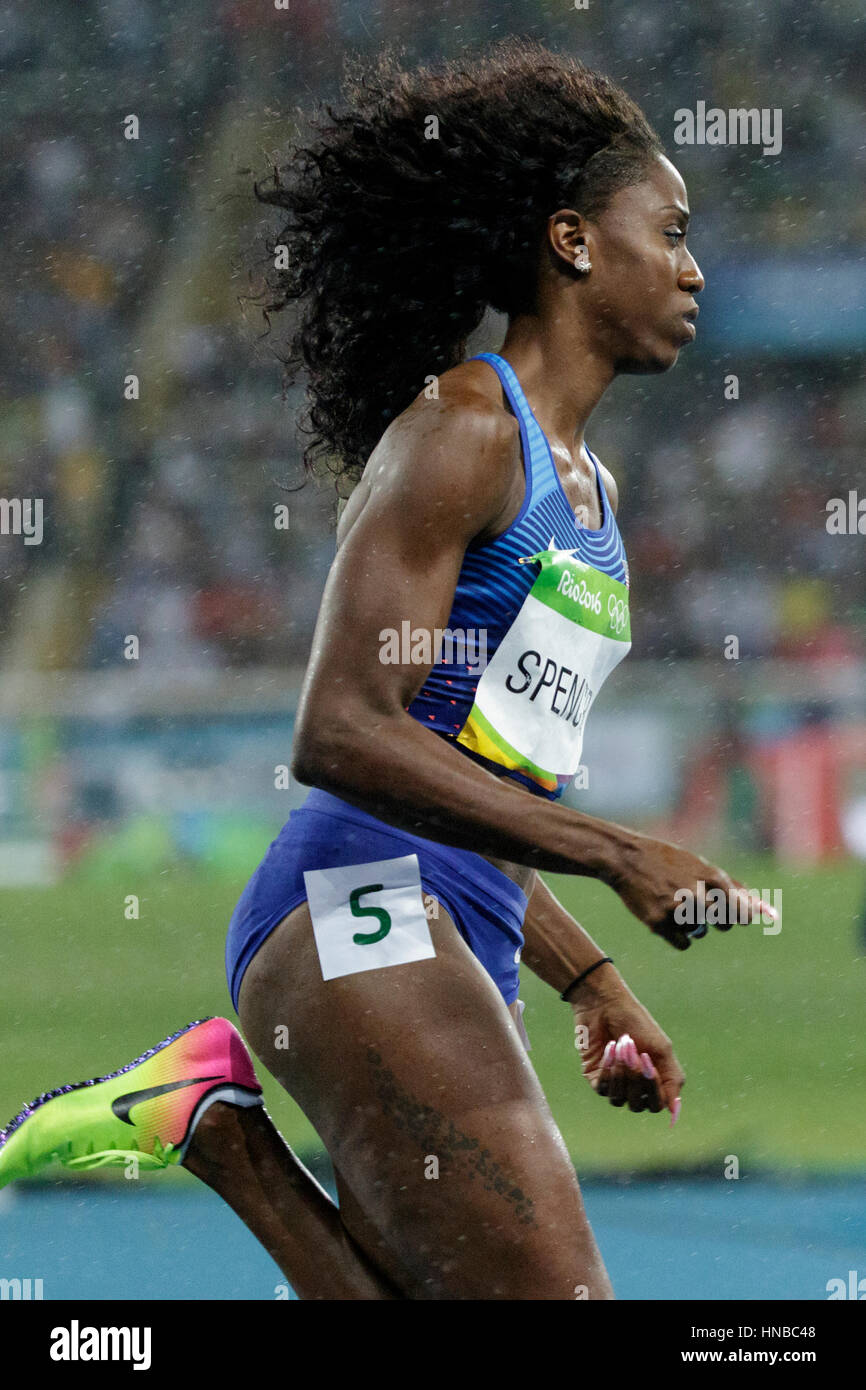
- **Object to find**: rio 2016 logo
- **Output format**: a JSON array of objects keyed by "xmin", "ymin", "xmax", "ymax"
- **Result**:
[{"xmin": 556, "ymin": 568, "xmax": 602, "ymax": 615}]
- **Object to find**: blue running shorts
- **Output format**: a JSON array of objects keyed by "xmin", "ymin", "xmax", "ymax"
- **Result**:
[{"xmin": 226, "ymin": 786, "xmax": 529, "ymax": 1014}]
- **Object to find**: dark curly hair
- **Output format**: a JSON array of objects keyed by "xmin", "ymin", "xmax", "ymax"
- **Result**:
[{"xmin": 251, "ymin": 38, "xmax": 662, "ymax": 495}]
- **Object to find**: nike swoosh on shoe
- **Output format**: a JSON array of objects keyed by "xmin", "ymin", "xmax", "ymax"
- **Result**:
[{"xmin": 111, "ymin": 1076, "xmax": 222, "ymax": 1125}]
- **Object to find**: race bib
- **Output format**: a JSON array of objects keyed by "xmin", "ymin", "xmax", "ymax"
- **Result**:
[
  {"xmin": 304, "ymin": 854, "xmax": 436, "ymax": 981},
  {"xmin": 456, "ymin": 545, "xmax": 630, "ymax": 794}
]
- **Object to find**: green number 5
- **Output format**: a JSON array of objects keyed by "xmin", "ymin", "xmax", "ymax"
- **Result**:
[{"xmin": 350, "ymin": 883, "xmax": 392, "ymax": 945}]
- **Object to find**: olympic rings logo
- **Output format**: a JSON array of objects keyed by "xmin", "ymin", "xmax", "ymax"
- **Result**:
[{"xmin": 607, "ymin": 593, "xmax": 629, "ymax": 634}]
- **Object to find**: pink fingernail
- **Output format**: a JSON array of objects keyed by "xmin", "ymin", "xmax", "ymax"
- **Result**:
[
  {"xmin": 640, "ymin": 1051, "xmax": 655, "ymax": 1079},
  {"xmin": 602, "ymin": 1041, "xmax": 616, "ymax": 1067},
  {"xmin": 669, "ymin": 1097, "xmax": 682, "ymax": 1128},
  {"xmin": 614, "ymin": 1036, "xmax": 629, "ymax": 1064},
  {"xmin": 626, "ymin": 1039, "xmax": 641, "ymax": 1069}
]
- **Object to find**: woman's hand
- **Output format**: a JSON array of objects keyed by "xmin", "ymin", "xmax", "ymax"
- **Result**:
[
  {"xmin": 571, "ymin": 967, "xmax": 684, "ymax": 1123},
  {"xmin": 609, "ymin": 835, "xmax": 778, "ymax": 950}
]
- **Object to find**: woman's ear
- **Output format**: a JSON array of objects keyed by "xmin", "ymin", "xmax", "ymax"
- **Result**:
[{"xmin": 547, "ymin": 209, "xmax": 592, "ymax": 273}]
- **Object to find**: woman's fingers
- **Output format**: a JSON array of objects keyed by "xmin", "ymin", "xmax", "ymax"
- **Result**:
[
  {"xmin": 654, "ymin": 921, "xmax": 693, "ymax": 950},
  {"xmin": 596, "ymin": 1039, "xmax": 616, "ymax": 1098},
  {"xmin": 657, "ymin": 878, "xmax": 780, "ymax": 946},
  {"xmin": 622, "ymin": 1037, "xmax": 661, "ymax": 1113},
  {"xmin": 708, "ymin": 877, "xmax": 780, "ymax": 933},
  {"xmin": 598, "ymin": 1034, "xmax": 664, "ymax": 1113},
  {"xmin": 596, "ymin": 1034, "xmax": 683, "ymax": 1120},
  {"xmin": 636, "ymin": 1051, "xmax": 665, "ymax": 1114},
  {"xmin": 607, "ymin": 1036, "xmax": 630, "ymax": 1106}
]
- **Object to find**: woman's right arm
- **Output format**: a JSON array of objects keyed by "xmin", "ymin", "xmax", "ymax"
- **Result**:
[{"xmin": 291, "ymin": 382, "xmax": 759, "ymax": 948}]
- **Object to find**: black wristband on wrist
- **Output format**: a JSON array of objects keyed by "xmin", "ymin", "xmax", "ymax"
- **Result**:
[{"xmin": 560, "ymin": 956, "xmax": 614, "ymax": 1001}]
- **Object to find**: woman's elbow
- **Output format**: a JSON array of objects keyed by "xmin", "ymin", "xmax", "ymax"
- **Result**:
[
  {"xmin": 291, "ymin": 696, "xmax": 405, "ymax": 791},
  {"xmin": 290, "ymin": 725, "xmax": 360, "ymax": 791},
  {"xmin": 290, "ymin": 737, "xmax": 331, "ymax": 788}
]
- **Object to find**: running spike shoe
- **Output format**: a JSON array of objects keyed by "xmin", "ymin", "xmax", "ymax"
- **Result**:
[{"xmin": 0, "ymin": 1016, "xmax": 263, "ymax": 1186}]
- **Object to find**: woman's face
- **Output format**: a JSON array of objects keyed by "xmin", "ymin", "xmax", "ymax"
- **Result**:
[{"xmin": 579, "ymin": 154, "xmax": 704, "ymax": 373}]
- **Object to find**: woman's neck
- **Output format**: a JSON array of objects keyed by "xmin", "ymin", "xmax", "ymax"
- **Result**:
[{"xmin": 498, "ymin": 313, "xmax": 615, "ymax": 453}]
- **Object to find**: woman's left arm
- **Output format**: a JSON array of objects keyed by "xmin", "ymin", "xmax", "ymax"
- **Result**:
[{"xmin": 521, "ymin": 876, "xmax": 685, "ymax": 1121}]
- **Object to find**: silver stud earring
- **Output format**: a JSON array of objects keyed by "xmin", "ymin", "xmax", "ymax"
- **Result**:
[{"xmin": 573, "ymin": 245, "xmax": 591, "ymax": 273}]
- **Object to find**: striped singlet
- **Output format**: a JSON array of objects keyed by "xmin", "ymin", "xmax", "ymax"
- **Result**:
[{"xmin": 406, "ymin": 351, "xmax": 631, "ymax": 799}]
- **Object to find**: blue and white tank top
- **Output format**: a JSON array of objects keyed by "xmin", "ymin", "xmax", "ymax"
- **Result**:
[{"xmin": 407, "ymin": 352, "xmax": 631, "ymax": 799}]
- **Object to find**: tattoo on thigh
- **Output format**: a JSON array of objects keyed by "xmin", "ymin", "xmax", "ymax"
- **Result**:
[{"xmin": 365, "ymin": 1048, "xmax": 538, "ymax": 1227}]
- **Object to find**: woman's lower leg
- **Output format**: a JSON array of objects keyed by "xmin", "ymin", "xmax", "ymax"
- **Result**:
[{"xmin": 182, "ymin": 1100, "xmax": 402, "ymax": 1300}]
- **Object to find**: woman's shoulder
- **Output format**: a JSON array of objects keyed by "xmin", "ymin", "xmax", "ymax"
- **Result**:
[
  {"xmin": 336, "ymin": 361, "xmax": 522, "ymax": 548},
  {"xmin": 365, "ymin": 360, "xmax": 521, "ymax": 496},
  {"xmin": 405, "ymin": 357, "xmax": 520, "ymax": 452}
]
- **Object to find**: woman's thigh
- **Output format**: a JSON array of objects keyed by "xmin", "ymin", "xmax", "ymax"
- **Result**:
[{"xmin": 238, "ymin": 896, "xmax": 613, "ymax": 1300}]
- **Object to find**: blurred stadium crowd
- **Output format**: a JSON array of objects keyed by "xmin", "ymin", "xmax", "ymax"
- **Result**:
[{"xmin": 1, "ymin": 0, "xmax": 864, "ymax": 676}]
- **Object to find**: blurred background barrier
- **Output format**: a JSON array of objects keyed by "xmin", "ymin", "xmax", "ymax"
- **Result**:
[{"xmin": 1, "ymin": 660, "xmax": 865, "ymax": 883}]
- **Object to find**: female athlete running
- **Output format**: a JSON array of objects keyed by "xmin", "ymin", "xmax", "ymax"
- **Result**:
[{"xmin": 0, "ymin": 41, "xmax": 774, "ymax": 1299}]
